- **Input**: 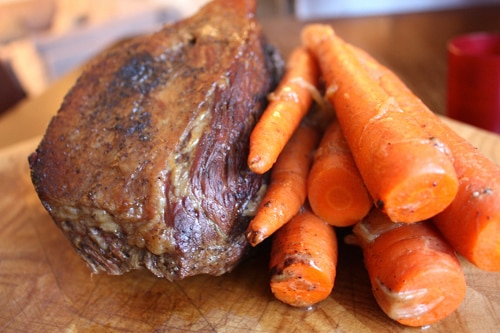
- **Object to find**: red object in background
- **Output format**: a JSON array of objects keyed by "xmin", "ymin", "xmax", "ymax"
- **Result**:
[{"xmin": 446, "ymin": 32, "xmax": 500, "ymax": 134}]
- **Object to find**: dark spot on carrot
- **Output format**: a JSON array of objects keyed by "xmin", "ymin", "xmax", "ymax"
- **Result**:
[
  {"xmin": 283, "ymin": 257, "xmax": 296, "ymax": 268},
  {"xmin": 269, "ymin": 265, "xmax": 282, "ymax": 276}
]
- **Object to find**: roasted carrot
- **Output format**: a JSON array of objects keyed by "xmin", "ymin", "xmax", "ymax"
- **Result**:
[
  {"xmin": 245, "ymin": 122, "xmax": 320, "ymax": 246},
  {"xmin": 269, "ymin": 208, "xmax": 338, "ymax": 307},
  {"xmin": 248, "ymin": 47, "xmax": 320, "ymax": 174},
  {"xmin": 350, "ymin": 208, "xmax": 467, "ymax": 327},
  {"xmin": 350, "ymin": 44, "xmax": 500, "ymax": 271},
  {"xmin": 308, "ymin": 118, "xmax": 373, "ymax": 227},
  {"xmin": 301, "ymin": 24, "xmax": 459, "ymax": 223}
]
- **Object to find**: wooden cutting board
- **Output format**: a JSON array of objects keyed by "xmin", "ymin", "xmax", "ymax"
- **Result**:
[{"xmin": 1, "ymin": 118, "xmax": 499, "ymax": 333}]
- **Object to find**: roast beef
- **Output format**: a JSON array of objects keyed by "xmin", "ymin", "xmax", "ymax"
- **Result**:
[{"xmin": 28, "ymin": 0, "xmax": 283, "ymax": 280}]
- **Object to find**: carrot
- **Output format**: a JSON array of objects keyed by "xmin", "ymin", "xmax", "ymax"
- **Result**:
[
  {"xmin": 350, "ymin": 208, "xmax": 467, "ymax": 327},
  {"xmin": 248, "ymin": 47, "xmax": 320, "ymax": 174},
  {"xmin": 245, "ymin": 122, "xmax": 320, "ymax": 246},
  {"xmin": 350, "ymin": 44, "xmax": 500, "ymax": 271},
  {"xmin": 308, "ymin": 118, "xmax": 373, "ymax": 227},
  {"xmin": 301, "ymin": 24, "xmax": 459, "ymax": 223},
  {"xmin": 269, "ymin": 207, "xmax": 338, "ymax": 307}
]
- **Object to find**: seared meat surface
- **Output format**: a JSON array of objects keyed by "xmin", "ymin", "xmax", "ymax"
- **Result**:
[{"xmin": 29, "ymin": 0, "xmax": 282, "ymax": 280}]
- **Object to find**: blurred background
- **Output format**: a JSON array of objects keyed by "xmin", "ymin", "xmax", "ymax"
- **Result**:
[
  {"xmin": 0, "ymin": 0, "xmax": 210, "ymax": 110},
  {"xmin": 1, "ymin": 0, "xmax": 499, "ymax": 114}
]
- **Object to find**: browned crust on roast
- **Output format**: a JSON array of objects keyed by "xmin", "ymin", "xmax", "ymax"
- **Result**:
[{"xmin": 29, "ymin": 0, "xmax": 282, "ymax": 280}]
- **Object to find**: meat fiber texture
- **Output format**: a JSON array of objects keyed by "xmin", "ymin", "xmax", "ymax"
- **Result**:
[{"xmin": 29, "ymin": 0, "xmax": 283, "ymax": 280}]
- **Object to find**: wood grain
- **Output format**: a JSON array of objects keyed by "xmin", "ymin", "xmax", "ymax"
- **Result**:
[{"xmin": 1, "ymin": 119, "xmax": 499, "ymax": 332}]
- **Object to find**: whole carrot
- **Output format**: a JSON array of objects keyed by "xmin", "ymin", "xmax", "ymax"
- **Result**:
[
  {"xmin": 248, "ymin": 47, "xmax": 320, "ymax": 174},
  {"xmin": 301, "ymin": 24, "xmax": 459, "ymax": 223},
  {"xmin": 245, "ymin": 122, "xmax": 320, "ymax": 246},
  {"xmin": 308, "ymin": 118, "xmax": 373, "ymax": 227},
  {"xmin": 350, "ymin": 44, "xmax": 500, "ymax": 271},
  {"xmin": 269, "ymin": 208, "xmax": 338, "ymax": 307},
  {"xmin": 351, "ymin": 208, "xmax": 467, "ymax": 327}
]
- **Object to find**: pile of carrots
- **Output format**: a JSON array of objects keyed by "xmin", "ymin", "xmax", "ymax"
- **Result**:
[{"xmin": 245, "ymin": 24, "xmax": 500, "ymax": 327}]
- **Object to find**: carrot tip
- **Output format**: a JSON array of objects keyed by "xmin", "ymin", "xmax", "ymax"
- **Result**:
[
  {"xmin": 248, "ymin": 155, "xmax": 273, "ymax": 174},
  {"xmin": 245, "ymin": 229, "xmax": 265, "ymax": 247}
]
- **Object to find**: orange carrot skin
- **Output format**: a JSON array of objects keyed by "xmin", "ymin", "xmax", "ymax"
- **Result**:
[
  {"xmin": 245, "ymin": 123, "xmax": 320, "ymax": 246},
  {"xmin": 248, "ymin": 47, "xmax": 319, "ymax": 174},
  {"xmin": 269, "ymin": 208, "xmax": 338, "ymax": 307},
  {"xmin": 353, "ymin": 209, "xmax": 467, "ymax": 327},
  {"xmin": 301, "ymin": 24, "xmax": 459, "ymax": 224},
  {"xmin": 351, "ymin": 45, "xmax": 500, "ymax": 271},
  {"xmin": 308, "ymin": 119, "xmax": 372, "ymax": 227}
]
